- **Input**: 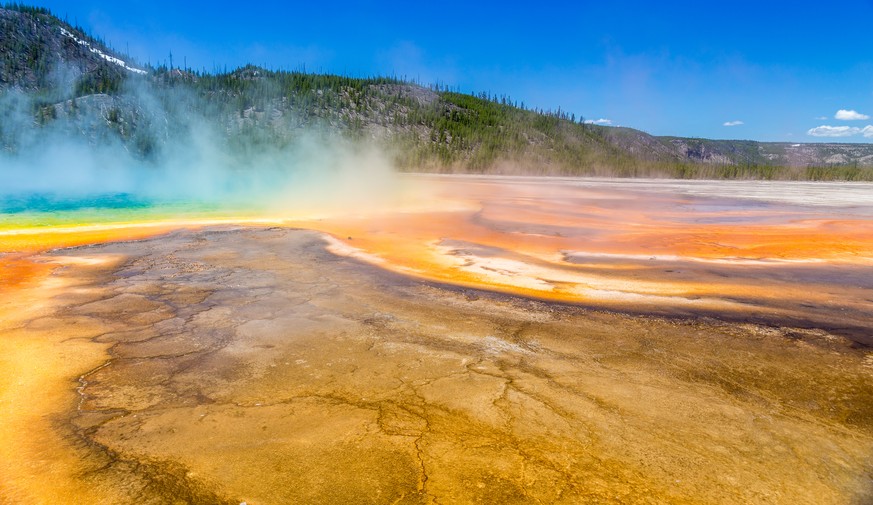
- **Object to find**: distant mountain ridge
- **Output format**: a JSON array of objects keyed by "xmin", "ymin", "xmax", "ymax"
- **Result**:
[
  {"xmin": 2, "ymin": 4, "xmax": 872, "ymax": 180},
  {"xmin": 604, "ymin": 128, "xmax": 873, "ymax": 168}
]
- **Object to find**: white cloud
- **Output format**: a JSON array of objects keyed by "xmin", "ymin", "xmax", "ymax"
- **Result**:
[
  {"xmin": 835, "ymin": 109, "xmax": 870, "ymax": 120},
  {"xmin": 807, "ymin": 125, "xmax": 856, "ymax": 137},
  {"xmin": 723, "ymin": 120, "xmax": 744, "ymax": 126},
  {"xmin": 807, "ymin": 125, "xmax": 873, "ymax": 137},
  {"xmin": 584, "ymin": 118, "xmax": 612, "ymax": 125}
]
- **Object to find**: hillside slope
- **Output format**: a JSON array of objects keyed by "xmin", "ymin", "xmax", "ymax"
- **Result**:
[{"xmin": 0, "ymin": 5, "xmax": 143, "ymax": 94}]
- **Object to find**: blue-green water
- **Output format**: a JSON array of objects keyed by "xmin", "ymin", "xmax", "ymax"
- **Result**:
[
  {"xmin": 0, "ymin": 192, "xmax": 249, "ymax": 230},
  {"xmin": 0, "ymin": 193, "xmax": 151, "ymax": 214}
]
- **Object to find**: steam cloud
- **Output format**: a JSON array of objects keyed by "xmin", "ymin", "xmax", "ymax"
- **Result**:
[{"xmin": 0, "ymin": 73, "xmax": 400, "ymax": 217}]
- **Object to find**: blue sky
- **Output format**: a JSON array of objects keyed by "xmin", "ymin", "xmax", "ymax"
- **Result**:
[{"xmin": 40, "ymin": 0, "xmax": 873, "ymax": 143}]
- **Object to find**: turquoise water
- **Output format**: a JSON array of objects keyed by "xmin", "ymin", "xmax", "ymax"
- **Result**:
[
  {"xmin": 0, "ymin": 193, "xmax": 151, "ymax": 214},
  {"xmin": 0, "ymin": 192, "xmax": 249, "ymax": 230}
]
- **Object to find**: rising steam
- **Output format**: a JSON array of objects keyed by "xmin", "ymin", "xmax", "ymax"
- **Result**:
[{"xmin": 0, "ymin": 73, "xmax": 401, "ymax": 219}]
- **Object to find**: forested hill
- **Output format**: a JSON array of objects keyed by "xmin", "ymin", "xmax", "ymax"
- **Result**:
[{"xmin": 2, "ymin": 4, "xmax": 873, "ymax": 180}]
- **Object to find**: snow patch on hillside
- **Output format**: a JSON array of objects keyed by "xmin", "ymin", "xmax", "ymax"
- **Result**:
[{"xmin": 59, "ymin": 27, "xmax": 147, "ymax": 75}]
